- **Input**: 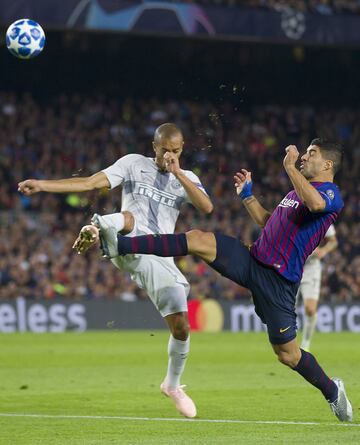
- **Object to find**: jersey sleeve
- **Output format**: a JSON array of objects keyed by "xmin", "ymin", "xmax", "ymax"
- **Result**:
[
  {"xmin": 101, "ymin": 154, "xmax": 140, "ymax": 189},
  {"xmin": 183, "ymin": 170, "xmax": 208, "ymax": 203},
  {"xmin": 325, "ymin": 224, "xmax": 336, "ymax": 238},
  {"xmin": 317, "ymin": 183, "xmax": 344, "ymax": 213}
]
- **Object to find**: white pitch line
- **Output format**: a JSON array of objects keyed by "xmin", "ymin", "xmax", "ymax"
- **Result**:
[{"xmin": 0, "ymin": 413, "xmax": 358, "ymax": 428}]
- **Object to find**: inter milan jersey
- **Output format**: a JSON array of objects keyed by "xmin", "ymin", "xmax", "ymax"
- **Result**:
[
  {"xmin": 102, "ymin": 154, "xmax": 207, "ymax": 236},
  {"xmin": 250, "ymin": 182, "xmax": 344, "ymax": 283}
]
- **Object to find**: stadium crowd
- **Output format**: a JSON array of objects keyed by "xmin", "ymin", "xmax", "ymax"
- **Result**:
[{"xmin": 0, "ymin": 92, "xmax": 359, "ymax": 303}]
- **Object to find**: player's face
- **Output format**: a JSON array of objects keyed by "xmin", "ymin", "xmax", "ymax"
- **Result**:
[
  {"xmin": 153, "ymin": 135, "xmax": 184, "ymax": 170},
  {"xmin": 300, "ymin": 145, "xmax": 328, "ymax": 179}
]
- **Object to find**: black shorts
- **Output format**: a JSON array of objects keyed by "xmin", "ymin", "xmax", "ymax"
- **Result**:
[{"xmin": 210, "ymin": 233, "xmax": 299, "ymax": 345}]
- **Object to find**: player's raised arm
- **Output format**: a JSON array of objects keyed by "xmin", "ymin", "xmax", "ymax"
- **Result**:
[
  {"xmin": 18, "ymin": 171, "xmax": 110, "ymax": 196},
  {"xmin": 234, "ymin": 170, "xmax": 271, "ymax": 228},
  {"xmin": 164, "ymin": 152, "xmax": 213, "ymax": 214},
  {"xmin": 283, "ymin": 145, "xmax": 326, "ymax": 212}
]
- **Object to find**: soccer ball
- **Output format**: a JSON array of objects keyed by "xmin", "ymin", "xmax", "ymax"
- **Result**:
[{"xmin": 6, "ymin": 19, "xmax": 45, "ymax": 59}]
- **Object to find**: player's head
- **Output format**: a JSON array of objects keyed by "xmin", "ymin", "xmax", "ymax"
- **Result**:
[
  {"xmin": 300, "ymin": 138, "xmax": 343, "ymax": 180},
  {"xmin": 153, "ymin": 123, "xmax": 184, "ymax": 170}
]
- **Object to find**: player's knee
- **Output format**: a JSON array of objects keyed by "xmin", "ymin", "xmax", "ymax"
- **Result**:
[
  {"xmin": 276, "ymin": 350, "xmax": 301, "ymax": 369},
  {"xmin": 186, "ymin": 230, "xmax": 213, "ymax": 256},
  {"xmin": 186, "ymin": 229, "xmax": 205, "ymax": 244},
  {"xmin": 305, "ymin": 308, "xmax": 315, "ymax": 317},
  {"xmin": 170, "ymin": 318, "xmax": 189, "ymax": 341},
  {"xmin": 304, "ymin": 305, "xmax": 317, "ymax": 317},
  {"xmin": 121, "ymin": 211, "xmax": 135, "ymax": 234}
]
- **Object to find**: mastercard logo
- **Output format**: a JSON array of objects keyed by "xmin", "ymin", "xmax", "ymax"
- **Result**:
[{"xmin": 188, "ymin": 299, "xmax": 224, "ymax": 332}]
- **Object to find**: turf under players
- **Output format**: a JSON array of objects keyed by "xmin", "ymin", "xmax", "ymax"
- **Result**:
[
  {"xmin": 93, "ymin": 139, "xmax": 353, "ymax": 422},
  {"xmin": 18, "ymin": 123, "xmax": 213, "ymax": 418},
  {"xmin": 298, "ymin": 224, "xmax": 338, "ymax": 351}
]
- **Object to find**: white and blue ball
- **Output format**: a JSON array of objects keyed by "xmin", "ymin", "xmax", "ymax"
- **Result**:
[{"xmin": 6, "ymin": 19, "xmax": 45, "ymax": 59}]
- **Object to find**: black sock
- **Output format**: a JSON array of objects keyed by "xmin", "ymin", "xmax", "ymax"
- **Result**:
[
  {"xmin": 293, "ymin": 349, "xmax": 338, "ymax": 402},
  {"xmin": 117, "ymin": 233, "xmax": 188, "ymax": 257}
]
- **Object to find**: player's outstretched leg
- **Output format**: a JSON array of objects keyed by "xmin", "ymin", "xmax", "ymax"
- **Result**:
[
  {"xmin": 160, "ymin": 311, "xmax": 196, "ymax": 418},
  {"xmin": 273, "ymin": 340, "xmax": 353, "ymax": 422},
  {"xmin": 93, "ymin": 214, "xmax": 217, "ymax": 263}
]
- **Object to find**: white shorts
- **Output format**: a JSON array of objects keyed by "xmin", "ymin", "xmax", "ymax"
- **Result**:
[
  {"xmin": 297, "ymin": 258, "xmax": 322, "ymax": 302},
  {"xmin": 111, "ymin": 254, "xmax": 190, "ymax": 317}
]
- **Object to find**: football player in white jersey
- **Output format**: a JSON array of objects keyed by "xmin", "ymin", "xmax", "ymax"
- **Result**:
[
  {"xmin": 18, "ymin": 123, "xmax": 213, "ymax": 418},
  {"xmin": 297, "ymin": 224, "xmax": 338, "ymax": 351}
]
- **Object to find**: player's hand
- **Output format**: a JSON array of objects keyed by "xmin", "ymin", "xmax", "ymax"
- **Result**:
[
  {"xmin": 234, "ymin": 170, "xmax": 252, "ymax": 195},
  {"xmin": 164, "ymin": 152, "xmax": 181, "ymax": 175},
  {"xmin": 18, "ymin": 179, "xmax": 42, "ymax": 195},
  {"xmin": 72, "ymin": 224, "xmax": 99, "ymax": 254},
  {"xmin": 283, "ymin": 145, "xmax": 299, "ymax": 170}
]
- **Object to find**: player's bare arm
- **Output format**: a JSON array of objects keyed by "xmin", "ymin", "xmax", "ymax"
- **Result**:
[
  {"xmin": 164, "ymin": 152, "xmax": 213, "ymax": 214},
  {"xmin": 312, "ymin": 234, "xmax": 338, "ymax": 260},
  {"xmin": 18, "ymin": 171, "xmax": 110, "ymax": 195},
  {"xmin": 234, "ymin": 169, "xmax": 271, "ymax": 228},
  {"xmin": 283, "ymin": 145, "xmax": 326, "ymax": 212}
]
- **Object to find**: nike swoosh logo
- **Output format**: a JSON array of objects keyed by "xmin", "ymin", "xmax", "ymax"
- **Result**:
[
  {"xmin": 279, "ymin": 326, "xmax": 291, "ymax": 333},
  {"xmin": 141, "ymin": 170, "xmax": 152, "ymax": 173}
]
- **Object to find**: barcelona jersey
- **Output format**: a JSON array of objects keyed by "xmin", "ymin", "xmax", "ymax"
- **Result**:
[{"xmin": 250, "ymin": 182, "xmax": 344, "ymax": 283}]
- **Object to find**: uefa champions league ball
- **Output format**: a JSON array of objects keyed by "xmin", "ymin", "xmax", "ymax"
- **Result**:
[{"xmin": 6, "ymin": 19, "xmax": 45, "ymax": 59}]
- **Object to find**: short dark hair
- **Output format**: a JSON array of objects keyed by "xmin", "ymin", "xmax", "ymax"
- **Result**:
[{"xmin": 310, "ymin": 138, "xmax": 343, "ymax": 175}]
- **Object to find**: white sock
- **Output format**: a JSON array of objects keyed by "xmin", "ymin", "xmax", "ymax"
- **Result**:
[
  {"xmin": 101, "ymin": 213, "xmax": 125, "ymax": 232},
  {"xmin": 166, "ymin": 335, "xmax": 190, "ymax": 389},
  {"xmin": 301, "ymin": 313, "xmax": 317, "ymax": 350}
]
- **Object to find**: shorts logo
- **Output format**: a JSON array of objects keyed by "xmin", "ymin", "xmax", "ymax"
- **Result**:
[
  {"xmin": 279, "ymin": 326, "xmax": 291, "ymax": 333},
  {"xmin": 326, "ymin": 189, "xmax": 335, "ymax": 200}
]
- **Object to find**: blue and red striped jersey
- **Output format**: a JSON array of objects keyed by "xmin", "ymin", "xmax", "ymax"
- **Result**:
[{"xmin": 250, "ymin": 182, "xmax": 344, "ymax": 283}]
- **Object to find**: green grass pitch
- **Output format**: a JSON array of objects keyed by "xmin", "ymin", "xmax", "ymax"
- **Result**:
[{"xmin": 0, "ymin": 331, "xmax": 359, "ymax": 444}]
